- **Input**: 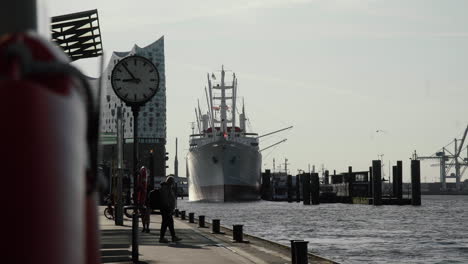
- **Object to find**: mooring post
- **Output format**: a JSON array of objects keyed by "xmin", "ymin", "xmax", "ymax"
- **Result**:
[
  {"xmin": 311, "ymin": 173, "xmax": 320, "ymax": 205},
  {"xmin": 411, "ymin": 159, "xmax": 421, "ymax": 206},
  {"xmin": 302, "ymin": 173, "xmax": 311, "ymax": 205},
  {"xmin": 372, "ymin": 160, "xmax": 382, "ymax": 205},
  {"xmin": 397, "ymin": 160, "xmax": 403, "ymax": 199},
  {"xmin": 348, "ymin": 166, "xmax": 354, "ymax": 197},
  {"xmin": 369, "ymin": 166, "xmax": 373, "ymax": 197},
  {"xmin": 212, "ymin": 219, "xmax": 222, "ymax": 234},
  {"xmin": 290, "ymin": 240, "xmax": 304, "ymax": 264},
  {"xmin": 287, "ymin": 175, "xmax": 293, "ymax": 203},
  {"xmin": 262, "ymin": 169, "xmax": 272, "ymax": 200},
  {"xmin": 189, "ymin": 212, "xmax": 195, "ymax": 223},
  {"xmin": 294, "ymin": 240, "xmax": 309, "ymax": 264},
  {"xmin": 392, "ymin": 165, "xmax": 397, "ymax": 197},
  {"xmin": 198, "ymin": 215, "xmax": 206, "ymax": 228},
  {"xmin": 324, "ymin": 170, "xmax": 329, "ymax": 185},
  {"xmin": 233, "ymin": 225, "xmax": 244, "ymax": 242},
  {"xmin": 181, "ymin": 210, "xmax": 186, "ymax": 220},
  {"xmin": 295, "ymin": 175, "xmax": 301, "ymax": 202}
]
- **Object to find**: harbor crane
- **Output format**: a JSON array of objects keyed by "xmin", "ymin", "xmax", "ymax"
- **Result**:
[{"xmin": 413, "ymin": 125, "xmax": 468, "ymax": 190}]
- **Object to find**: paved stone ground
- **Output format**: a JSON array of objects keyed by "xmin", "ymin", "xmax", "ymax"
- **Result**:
[{"xmin": 99, "ymin": 206, "xmax": 336, "ymax": 264}]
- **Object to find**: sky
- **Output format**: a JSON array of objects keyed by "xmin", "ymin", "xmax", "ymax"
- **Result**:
[{"xmin": 46, "ymin": 0, "xmax": 468, "ymax": 183}]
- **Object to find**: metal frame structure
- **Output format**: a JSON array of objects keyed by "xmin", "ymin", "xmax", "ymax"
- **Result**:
[
  {"xmin": 51, "ymin": 9, "xmax": 103, "ymax": 61},
  {"xmin": 414, "ymin": 124, "xmax": 468, "ymax": 189}
]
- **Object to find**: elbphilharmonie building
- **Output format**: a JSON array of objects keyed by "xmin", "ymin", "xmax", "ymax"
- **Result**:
[{"xmin": 95, "ymin": 36, "xmax": 167, "ymax": 182}]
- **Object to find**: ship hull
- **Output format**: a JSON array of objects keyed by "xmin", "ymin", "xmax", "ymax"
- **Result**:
[{"xmin": 187, "ymin": 140, "xmax": 261, "ymax": 202}]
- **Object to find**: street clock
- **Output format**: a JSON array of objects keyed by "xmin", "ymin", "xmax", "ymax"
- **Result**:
[{"xmin": 111, "ymin": 55, "xmax": 159, "ymax": 105}]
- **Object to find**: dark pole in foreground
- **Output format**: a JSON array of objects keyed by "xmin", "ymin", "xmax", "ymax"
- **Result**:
[
  {"xmin": 372, "ymin": 160, "xmax": 382, "ymax": 206},
  {"xmin": 131, "ymin": 107, "xmax": 140, "ymax": 262},
  {"xmin": 411, "ymin": 159, "xmax": 421, "ymax": 206}
]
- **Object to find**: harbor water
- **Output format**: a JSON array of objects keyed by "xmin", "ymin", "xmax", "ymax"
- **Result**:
[{"xmin": 178, "ymin": 195, "xmax": 468, "ymax": 264}]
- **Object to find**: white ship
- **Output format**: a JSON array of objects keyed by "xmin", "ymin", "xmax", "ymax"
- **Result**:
[{"xmin": 187, "ymin": 66, "xmax": 261, "ymax": 201}]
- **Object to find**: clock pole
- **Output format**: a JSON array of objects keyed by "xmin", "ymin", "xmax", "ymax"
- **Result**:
[
  {"xmin": 131, "ymin": 105, "xmax": 140, "ymax": 262},
  {"xmin": 110, "ymin": 55, "xmax": 160, "ymax": 263}
]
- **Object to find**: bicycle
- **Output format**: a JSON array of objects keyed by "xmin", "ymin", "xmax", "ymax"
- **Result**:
[{"xmin": 104, "ymin": 206, "xmax": 114, "ymax": 220}]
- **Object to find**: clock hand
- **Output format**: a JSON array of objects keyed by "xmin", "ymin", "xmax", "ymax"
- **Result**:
[
  {"xmin": 122, "ymin": 78, "xmax": 141, "ymax": 83},
  {"xmin": 122, "ymin": 64, "xmax": 136, "ymax": 80}
]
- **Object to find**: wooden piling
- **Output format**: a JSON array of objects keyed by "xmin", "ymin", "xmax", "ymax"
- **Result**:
[
  {"xmin": 372, "ymin": 160, "xmax": 382, "ymax": 206},
  {"xmin": 396, "ymin": 160, "xmax": 403, "ymax": 199},
  {"xmin": 295, "ymin": 175, "xmax": 301, "ymax": 202},
  {"xmin": 411, "ymin": 159, "xmax": 421, "ymax": 206},
  {"xmin": 287, "ymin": 175, "xmax": 293, "ymax": 203},
  {"xmin": 369, "ymin": 166, "xmax": 373, "ymax": 197},
  {"xmin": 261, "ymin": 170, "xmax": 272, "ymax": 200},
  {"xmin": 348, "ymin": 166, "xmax": 354, "ymax": 197},
  {"xmin": 392, "ymin": 165, "xmax": 397, "ymax": 197},
  {"xmin": 324, "ymin": 170, "xmax": 329, "ymax": 185},
  {"xmin": 302, "ymin": 173, "xmax": 311, "ymax": 205},
  {"xmin": 311, "ymin": 173, "xmax": 320, "ymax": 205}
]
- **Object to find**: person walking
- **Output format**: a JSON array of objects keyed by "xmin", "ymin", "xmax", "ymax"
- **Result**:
[{"xmin": 159, "ymin": 176, "xmax": 181, "ymax": 243}]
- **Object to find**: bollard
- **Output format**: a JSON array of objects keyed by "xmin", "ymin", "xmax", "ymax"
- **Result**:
[
  {"xmin": 189, "ymin": 212, "xmax": 195, "ymax": 223},
  {"xmin": 302, "ymin": 173, "xmax": 311, "ymax": 205},
  {"xmin": 411, "ymin": 159, "xmax": 421, "ymax": 206},
  {"xmin": 294, "ymin": 240, "xmax": 309, "ymax": 264},
  {"xmin": 198, "ymin": 215, "xmax": 205, "ymax": 228},
  {"xmin": 311, "ymin": 173, "xmax": 320, "ymax": 205},
  {"xmin": 290, "ymin": 240, "xmax": 304, "ymax": 264},
  {"xmin": 396, "ymin": 160, "xmax": 403, "ymax": 199},
  {"xmin": 233, "ymin": 225, "xmax": 244, "ymax": 242},
  {"xmin": 181, "ymin": 210, "xmax": 186, "ymax": 220},
  {"xmin": 174, "ymin": 209, "xmax": 179, "ymax": 217},
  {"xmin": 372, "ymin": 160, "xmax": 382, "ymax": 206},
  {"xmin": 212, "ymin": 219, "xmax": 224, "ymax": 234},
  {"xmin": 287, "ymin": 175, "xmax": 293, "ymax": 203}
]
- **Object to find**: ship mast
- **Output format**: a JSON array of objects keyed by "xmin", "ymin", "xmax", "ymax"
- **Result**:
[
  {"xmin": 231, "ymin": 73, "xmax": 237, "ymax": 139},
  {"xmin": 220, "ymin": 65, "xmax": 227, "ymax": 134}
]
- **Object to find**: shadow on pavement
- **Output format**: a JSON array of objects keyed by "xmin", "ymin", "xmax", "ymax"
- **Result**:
[{"xmin": 101, "ymin": 226, "xmax": 215, "ymax": 262}]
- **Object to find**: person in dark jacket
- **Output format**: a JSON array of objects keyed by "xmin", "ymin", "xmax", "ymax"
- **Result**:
[{"xmin": 159, "ymin": 176, "xmax": 181, "ymax": 243}]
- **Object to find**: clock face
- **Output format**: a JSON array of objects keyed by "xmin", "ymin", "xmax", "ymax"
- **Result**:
[{"xmin": 110, "ymin": 55, "xmax": 160, "ymax": 105}]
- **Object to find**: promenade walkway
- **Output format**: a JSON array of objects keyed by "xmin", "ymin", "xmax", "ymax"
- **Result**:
[{"xmin": 99, "ymin": 207, "xmax": 335, "ymax": 264}]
